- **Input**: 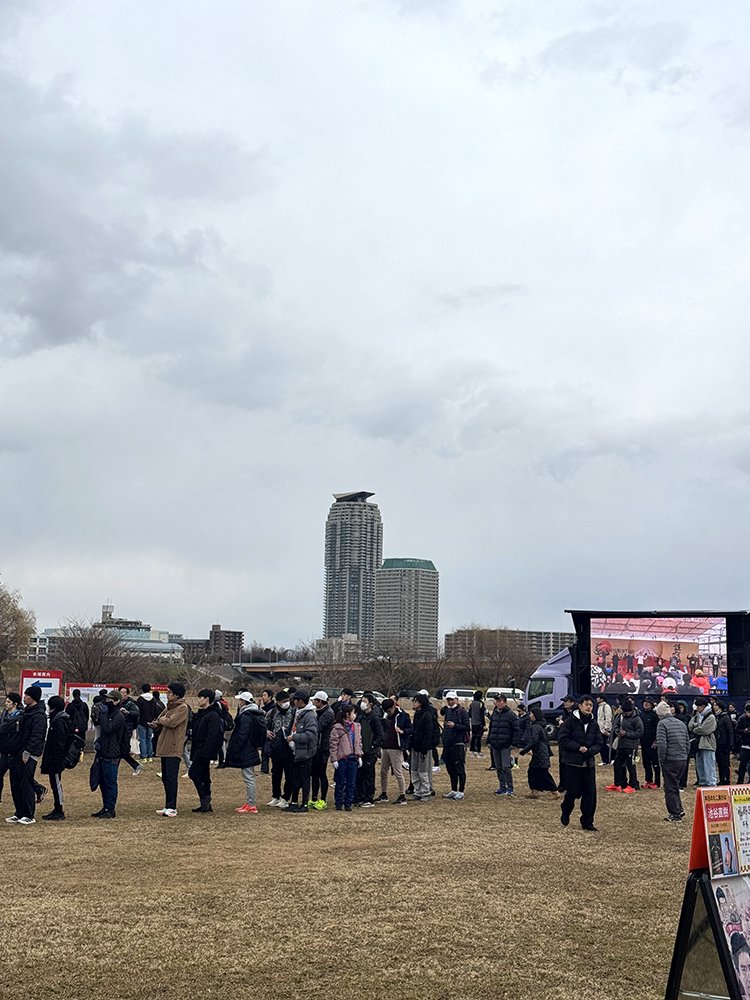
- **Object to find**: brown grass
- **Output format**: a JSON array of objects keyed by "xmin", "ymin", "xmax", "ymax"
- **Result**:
[{"xmin": 0, "ymin": 755, "xmax": 692, "ymax": 1000}]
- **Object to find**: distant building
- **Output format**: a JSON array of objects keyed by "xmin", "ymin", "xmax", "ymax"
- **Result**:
[
  {"xmin": 444, "ymin": 627, "xmax": 575, "ymax": 663},
  {"xmin": 374, "ymin": 558, "xmax": 439, "ymax": 660},
  {"xmin": 172, "ymin": 623, "xmax": 244, "ymax": 665},
  {"xmin": 314, "ymin": 634, "xmax": 363, "ymax": 664},
  {"xmin": 324, "ymin": 491, "xmax": 383, "ymax": 651}
]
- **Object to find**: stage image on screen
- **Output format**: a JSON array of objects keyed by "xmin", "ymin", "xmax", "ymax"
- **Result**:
[{"xmin": 589, "ymin": 616, "xmax": 727, "ymax": 695}]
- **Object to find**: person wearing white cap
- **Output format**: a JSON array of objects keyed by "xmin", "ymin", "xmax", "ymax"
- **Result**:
[
  {"xmin": 309, "ymin": 692, "xmax": 334, "ymax": 810},
  {"xmin": 225, "ymin": 692, "xmax": 268, "ymax": 815},
  {"xmin": 440, "ymin": 691, "xmax": 469, "ymax": 800}
]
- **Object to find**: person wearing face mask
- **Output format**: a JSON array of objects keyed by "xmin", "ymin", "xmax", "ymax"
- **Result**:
[
  {"xmin": 606, "ymin": 698, "xmax": 643, "ymax": 793},
  {"xmin": 266, "ymin": 691, "xmax": 295, "ymax": 809},
  {"xmin": 355, "ymin": 694, "xmax": 385, "ymax": 807},
  {"xmin": 284, "ymin": 689, "xmax": 319, "ymax": 814},
  {"xmin": 688, "ymin": 696, "xmax": 718, "ymax": 787},
  {"xmin": 440, "ymin": 692, "xmax": 470, "ymax": 800},
  {"xmin": 0, "ymin": 692, "xmax": 23, "ymax": 804}
]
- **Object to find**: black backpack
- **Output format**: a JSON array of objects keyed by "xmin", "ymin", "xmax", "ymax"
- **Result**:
[
  {"xmin": 63, "ymin": 733, "xmax": 85, "ymax": 770},
  {"xmin": 0, "ymin": 714, "xmax": 22, "ymax": 755},
  {"xmin": 249, "ymin": 711, "xmax": 268, "ymax": 749}
]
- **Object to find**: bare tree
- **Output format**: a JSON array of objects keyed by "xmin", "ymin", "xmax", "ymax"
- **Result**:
[
  {"xmin": 54, "ymin": 619, "xmax": 141, "ymax": 683},
  {"xmin": 0, "ymin": 583, "xmax": 36, "ymax": 693}
]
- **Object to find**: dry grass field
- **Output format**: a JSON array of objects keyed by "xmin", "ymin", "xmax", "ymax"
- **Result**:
[{"xmin": 1, "ymin": 753, "xmax": 693, "ymax": 1000}]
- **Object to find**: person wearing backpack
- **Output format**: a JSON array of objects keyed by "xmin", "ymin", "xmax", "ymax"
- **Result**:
[
  {"xmin": 40, "ymin": 696, "xmax": 73, "ymax": 821},
  {"xmin": 266, "ymin": 690, "xmax": 295, "ymax": 808},
  {"xmin": 225, "ymin": 691, "xmax": 267, "ymax": 814},
  {"xmin": 65, "ymin": 689, "xmax": 89, "ymax": 748},
  {"xmin": 118, "ymin": 686, "xmax": 143, "ymax": 776},
  {"xmin": 0, "ymin": 692, "xmax": 23, "ymax": 804},
  {"xmin": 188, "ymin": 689, "xmax": 225, "ymax": 813},
  {"xmin": 6, "ymin": 685, "xmax": 48, "ymax": 825}
]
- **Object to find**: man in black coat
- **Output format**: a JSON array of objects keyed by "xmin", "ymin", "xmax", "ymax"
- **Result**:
[
  {"xmin": 310, "ymin": 692, "xmax": 335, "ymax": 809},
  {"xmin": 93, "ymin": 690, "xmax": 126, "ymax": 819},
  {"xmin": 189, "ymin": 689, "xmax": 225, "ymax": 813},
  {"xmin": 6, "ymin": 685, "xmax": 48, "ymax": 825},
  {"xmin": 640, "ymin": 697, "xmax": 660, "ymax": 789},
  {"xmin": 40, "ymin": 696, "xmax": 72, "ymax": 821},
  {"xmin": 226, "ymin": 692, "xmax": 268, "ymax": 813},
  {"xmin": 65, "ymin": 689, "xmax": 89, "ymax": 747},
  {"xmin": 715, "ymin": 700, "xmax": 735, "ymax": 786},
  {"xmin": 558, "ymin": 695, "xmax": 602, "ymax": 832},
  {"xmin": 488, "ymin": 694, "xmax": 520, "ymax": 796}
]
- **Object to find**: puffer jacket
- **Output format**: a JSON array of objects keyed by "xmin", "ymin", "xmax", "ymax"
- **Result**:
[
  {"xmin": 520, "ymin": 720, "xmax": 551, "ymax": 770},
  {"xmin": 191, "ymin": 702, "xmax": 225, "ymax": 763},
  {"xmin": 225, "ymin": 704, "xmax": 265, "ymax": 768},
  {"xmin": 488, "ymin": 706, "xmax": 519, "ymax": 750},
  {"xmin": 611, "ymin": 711, "xmax": 644, "ymax": 751},
  {"xmin": 98, "ymin": 703, "xmax": 125, "ymax": 760},
  {"xmin": 314, "ymin": 705, "xmax": 335, "ymax": 759},
  {"xmin": 359, "ymin": 710, "xmax": 385, "ymax": 756},
  {"xmin": 410, "ymin": 707, "xmax": 434, "ymax": 754},
  {"xmin": 41, "ymin": 709, "xmax": 72, "ymax": 774},
  {"xmin": 558, "ymin": 710, "xmax": 602, "ymax": 768},
  {"xmin": 440, "ymin": 705, "xmax": 470, "ymax": 748},
  {"xmin": 640, "ymin": 708, "xmax": 658, "ymax": 747},
  {"xmin": 289, "ymin": 703, "xmax": 318, "ymax": 761},
  {"xmin": 19, "ymin": 702, "xmax": 48, "ymax": 759},
  {"xmin": 656, "ymin": 716, "xmax": 690, "ymax": 762},
  {"xmin": 329, "ymin": 721, "xmax": 363, "ymax": 763},
  {"xmin": 689, "ymin": 708, "xmax": 717, "ymax": 751}
]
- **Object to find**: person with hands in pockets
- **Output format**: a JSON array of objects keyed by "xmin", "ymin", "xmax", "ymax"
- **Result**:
[{"xmin": 328, "ymin": 702, "xmax": 362, "ymax": 812}]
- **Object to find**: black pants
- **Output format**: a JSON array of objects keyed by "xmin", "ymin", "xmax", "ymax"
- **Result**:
[
  {"xmin": 738, "ymin": 748, "xmax": 750, "ymax": 783},
  {"xmin": 470, "ymin": 726, "xmax": 484, "ymax": 753},
  {"xmin": 290, "ymin": 759, "xmax": 311, "ymax": 805},
  {"xmin": 0, "ymin": 753, "xmax": 8, "ymax": 800},
  {"xmin": 10, "ymin": 757, "xmax": 37, "ymax": 819},
  {"xmin": 600, "ymin": 741, "xmax": 611, "ymax": 765},
  {"xmin": 642, "ymin": 744, "xmax": 661, "ymax": 786},
  {"xmin": 123, "ymin": 748, "xmax": 139, "ymax": 771},
  {"xmin": 444, "ymin": 744, "xmax": 466, "ymax": 792},
  {"xmin": 528, "ymin": 765, "xmax": 558, "ymax": 791},
  {"xmin": 260, "ymin": 742, "xmax": 271, "ymax": 774},
  {"xmin": 161, "ymin": 757, "xmax": 180, "ymax": 810},
  {"xmin": 432, "ymin": 747, "xmax": 440, "ymax": 767},
  {"xmin": 271, "ymin": 755, "xmax": 292, "ymax": 800},
  {"xmin": 613, "ymin": 748, "xmax": 639, "ymax": 789},
  {"xmin": 717, "ymin": 747, "xmax": 732, "ymax": 785},
  {"xmin": 356, "ymin": 754, "xmax": 377, "ymax": 803},
  {"xmin": 311, "ymin": 754, "xmax": 329, "ymax": 801},
  {"xmin": 561, "ymin": 765, "xmax": 597, "ymax": 828},
  {"xmin": 189, "ymin": 758, "xmax": 211, "ymax": 802}
]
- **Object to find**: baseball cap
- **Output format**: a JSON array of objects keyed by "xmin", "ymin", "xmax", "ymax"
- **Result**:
[
  {"xmin": 445, "ymin": 690, "xmax": 458, "ymax": 700},
  {"xmin": 236, "ymin": 691, "xmax": 254, "ymax": 703},
  {"xmin": 312, "ymin": 690, "xmax": 328, "ymax": 702}
]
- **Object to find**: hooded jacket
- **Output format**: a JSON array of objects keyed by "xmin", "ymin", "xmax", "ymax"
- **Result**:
[
  {"xmin": 314, "ymin": 704, "xmax": 335, "ymax": 759},
  {"xmin": 440, "ymin": 704, "xmax": 470, "ymax": 749},
  {"xmin": 98, "ymin": 702, "xmax": 125, "ymax": 760},
  {"xmin": 610, "ymin": 711, "xmax": 644, "ymax": 751},
  {"xmin": 520, "ymin": 720, "xmax": 552, "ymax": 770},
  {"xmin": 329, "ymin": 720, "xmax": 363, "ymax": 763},
  {"xmin": 689, "ymin": 707, "xmax": 717, "ymax": 751},
  {"xmin": 153, "ymin": 698, "xmax": 189, "ymax": 758},
  {"xmin": 41, "ymin": 708, "xmax": 72, "ymax": 774},
  {"xmin": 289, "ymin": 703, "xmax": 319, "ymax": 762},
  {"xmin": 558, "ymin": 709, "xmax": 602, "ymax": 768},
  {"xmin": 19, "ymin": 701, "xmax": 48, "ymax": 759},
  {"xmin": 137, "ymin": 691, "xmax": 161, "ymax": 726},
  {"xmin": 65, "ymin": 695, "xmax": 89, "ymax": 733},
  {"xmin": 191, "ymin": 702, "xmax": 225, "ymax": 763},
  {"xmin": 225, "ymin": 703, "xmax": 265, "ymax": 769}
]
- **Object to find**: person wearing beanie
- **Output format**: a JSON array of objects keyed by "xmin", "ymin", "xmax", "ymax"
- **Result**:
[
  {"xmin": 656, "ymin": 699, "xmax": 690, "ymax": 821},
  {"xmin": 40, "ymin": 695, "xmax": 73, "ymax": 821},
  {"xmin": 284, "ymin": 689, "xmax": 318, "ymax": 813},
  {"xmin": 606, "ymin": 698, "xmax": 643, "ymax": 794},
  {"xmin": 6, "ymin": 685, "xmax": 48, "ymax": 825},
  {"xmin": 92, "ymin": 690, "xmax": 126, "ymax": 819},
  {"xmin": 689, "ymin": 696, "xmax": 718, "ymax": 787},
  {"xmin": 150, "ymin": 683, "xmax": 189, "ymax": 817},
  {"xmin": 640, "ymin": 697, "xmax": 660, "ymax": 790}
]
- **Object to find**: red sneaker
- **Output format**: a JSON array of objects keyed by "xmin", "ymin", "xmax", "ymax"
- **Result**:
[
  {"xmin": 605, "ymin": 784, "xmax": 622, "ymax": 792},
  {"xmin": 235, "ymin": 804, "xmax": 258, "ymax": 814},
  {"xmin": 623, "ymin": 786, "xmax": 636, "ymax": 794}
]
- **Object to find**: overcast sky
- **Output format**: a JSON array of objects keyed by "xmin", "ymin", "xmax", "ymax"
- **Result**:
[{"xmin": 2, "ymin": 0, "xmax": 750, "ymax": 648}]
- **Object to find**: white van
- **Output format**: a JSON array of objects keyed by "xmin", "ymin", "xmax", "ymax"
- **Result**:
[{"xmin": 486, "ymin": 686, "xmax": 524, "ymax": 702}]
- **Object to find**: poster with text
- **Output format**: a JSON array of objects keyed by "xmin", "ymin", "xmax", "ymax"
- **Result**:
[
  {"xmin": 704, "ymin": 788, "xmax": 739, "ymax": 879},
  {"xmin": 732, "ymin": 790, "xmax": 750, "ymax": 877}
]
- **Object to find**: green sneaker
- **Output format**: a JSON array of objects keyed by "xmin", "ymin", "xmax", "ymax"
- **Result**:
[{"xmin": 316, "ymin": 799, "xmax": 327, "ymax": 810}]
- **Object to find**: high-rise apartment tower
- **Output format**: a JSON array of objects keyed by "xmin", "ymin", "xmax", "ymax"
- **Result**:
[
  {"xmin": 374, "ymin": 558, "xmax": 439, "ymax": 660},
  {"xmin": 324, "ymin": 491, "xmax": 383, "ymax": 649}
]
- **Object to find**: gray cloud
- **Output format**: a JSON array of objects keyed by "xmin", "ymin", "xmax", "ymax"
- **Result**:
[{"xmin": 438, "ymin": 283, "xmax": 528, "ymax": 312}]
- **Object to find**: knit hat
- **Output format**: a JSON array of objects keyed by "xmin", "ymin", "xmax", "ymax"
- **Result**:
[
  {"xmin": 655, "ymin": 701, "xmax": 671, "ymax": 719},
  {"xmin": 25, "ymin": 685, "xmax": 43, "ymax": 703},
  {"xmin": 292, "ymin": 688, "xmax": 309, "ymax": 703}
]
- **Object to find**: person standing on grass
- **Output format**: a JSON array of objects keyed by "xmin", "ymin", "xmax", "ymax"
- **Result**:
[
  {"xmin": 655, "ymin": 700, "xmax": 689, "ymax": 822},
  {"xmin": 92, "ymin": 690, "xmax": 125, "ymax": 819},
  {"xmin": 117, "ymin": 686, "xmax": 142, "ymax": 776},
  {"xmin": 440, "ymin": 692, "xmax": 469, "ymax": 800},
  {"xmin": 266, "ymin": 691, "xmax": 295, "ymax": 809},
  {"xmin": 40, "ymin": 696, "xmax": 72, "ymax": 821},
  {"xmin": 488, "ymin": 694, "xmax": 520, "ymax": 797},
  {"xmin": 606, "ymin": 698, "xmax": 643, "ymax": 793},
  {"xmin": 309, "ymin": 692, "xmax": 334, "ymax": 811},
  {"xmin": 556, "ymin": 694, "xmax": 577, "ymax": 791},
  {"xmin": 188, "ymin": 689, "xmax": 225, "ymax": 813},
  {"xmin": 596, "ymin": 694, "xmax": 613, "ymax": 767},
  {"xmin": 689, "ymin": 696, "xmax": 718, "ymax": 788},
  {"xmin": 714, "ymin": 700, "xmax": 734, "ymax": 786},
  {"xmin": 285, "ymin": 689, "xmax": 319, "ymax": 814},
  {"xmin": 377, "ymin": 698, "xmax": 410, "ymax": 805},
  {"xmin": 737, "ymin": 703, "xmax": 750, "ymax": 783},
  {"xmin": 409, "ymin": 694, "xmax": 433, "ymax": 801},
  {"xmin": 65, "ymin": 689, "xmax": 89, "ymax": 750},
  {"xmin": 136, "ymin": 684, "xmax": 160, "ymax": 762},
  {"xmin": 226, "ymin": 692, "xmax": 267, "ymax": 815},
  {"xmin": 329, "ymin": 703, "xmax": 362, "ymax": 811},
  {"xmin": 0, "ymin": 693, "xmax": 23, "ymax": 804},
  {"xmin": 259, "ymin": 688, "xmax": 276, "ymax": 774},
  {"xmin": 558, "ymin": 695, "xmax": 602, "ymax": 832},
  {"xmin": 150, "ymin": 682, "xmax": 189, "ymax": 818},
  {"xmin": 469, "ymin": 691, "xmax": 486, "ymax": 758},
  {"xmin": 356, "ymin": 694, "xmax": 385, "ymax": 808},
  {"xmin": 6, "ymin": 685, "xmax": 47, "ymax": 826},
  {"xmin": 519, "ymin": 706, "xmax": 558, "ymax": 799},
  {"xmin": 513, "ymin": 704, "xmax": 531, "ymax": 768},
  {"xmin": 640, "ymin": 697, "xmax": 660, "ymax": 789}
]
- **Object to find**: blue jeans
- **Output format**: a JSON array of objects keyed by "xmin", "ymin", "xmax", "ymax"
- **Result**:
[
  {"xmin": 334, "ymin": 756, "xmax": 358, "ymax": 808},
  {"xmin": 696, "ymin": 749, "xmax": 717, "ymax": 787},
  {"xmin": 100, "ymin": 759, "xmax": 120, "ymax": 812},
  {"xmin": 137, "ymin": 725, "xmax": 153, "ymax": 758}
]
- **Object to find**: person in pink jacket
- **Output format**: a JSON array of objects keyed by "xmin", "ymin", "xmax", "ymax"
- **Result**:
[{"xmin": 328, "ymin": 703, "xmax": 362, "ymax": 812}]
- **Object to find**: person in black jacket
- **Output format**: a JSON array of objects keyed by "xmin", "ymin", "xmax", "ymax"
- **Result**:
[
  {"xmin": 136, "ymin": 684, "xmax": 160, "ymax": 761},
  {"xmin": 640, "ymin": 698, "xmax": 660, "ymax": 789},
  {"xmin": 409, "ymin": 694, "xmax": 434, "ymax": 801},
  {"xmin": 118, "ymin": 686, "xmax": 142, "ymax": 775},
  {"xmin": 355, "ymin": 694, "xmax": 384, "ymax": 807},
  {"xmin": 40, "ymin": 696, "xmax": 72, "ymax": 821},
  {"xmin": 0, "ymin": 692, "xmax": 22, "ymax": 804},
  {"xmin": 558, "ymin": 696, "xmax": 602, "ymax": 832},
  {"xmin": 440, "ymin": 692, "xmax": 470, "ymax": 799},
  {"xmin": 737, "ymin": 703, "xmax": 750, "ymax": 783},
  {"xmin": 488, "ymin": 695, "xmax": 520, "ymax": 796},
  {"xmin": 519, "ymin": 706, "xmax": 558, "ymax": 798},
  {"xmin": 65, "ymin": 689, "xmax": 89, "ymax": 748},
  {"xmin": 188, "ymin": 689, "xmax": 225, "ymax": 813},
  {"xmin": 715, "ymin": 700, "xmax": 735, "ymax": 786},
  {"xmin": 310, "ymin": 692, "xmax": 335, "ymax": 810},
  {"xmin": 226, "ymin": 692, "xmax": 269, "ymax": 813},
  {"xmin": 6, "ymin": 685, "xmax": 48, "ymax": 825},
  {"xmin": 93, "ymin": 690, "xmax": 125, "ymax": 819}
]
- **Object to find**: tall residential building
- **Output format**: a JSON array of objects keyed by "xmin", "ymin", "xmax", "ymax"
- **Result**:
[
  {"xmin": 324, "ymin": 491, "xmax": 383, "ymax": 649},
  {"xmin": 444, "ymin": 627, "xmax": 575, "ymax": 662},
  {"xmin": 374, "ymin": 558, "xmax": 439, "ymax": 660},
  {"xmin": 171, "ymin": 624, "xmax": 244, "ymax": 664}
]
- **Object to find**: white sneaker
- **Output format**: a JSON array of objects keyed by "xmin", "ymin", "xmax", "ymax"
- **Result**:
[
  {"xmin": 442, "ymin": 791, "xmax": 457, "ymax": 799},
  {"xmin": 267, "ymin": 797, "xmax": 280, "ymax": 807},
  {"xmin": 132, "ymin": 765, "xmax": 142, "ymax": 776},
  {"xmin": 162, "ymin": 808, "xmax": 178, "ymax": 818},
  {"xmin": 17, "ymin": 817, "xmax": 36, "ymax": 825},
  {"xmin": 361, "ymin": 801, "xmax": 375, "ymax": 808},
  {"xmin": 432, "ymin": 766, "xmax": 440, "ymax": 773},
  {"xmin": 156, "ymin": 808, "xmax": 168, "ymax": 815},
  {"xmin": 5, "ymin": 815, "xmax": 19, "ymax": 823},
  {"xmin": 402, "ymin": 762, "xmax": 410, "ymax": 771},
  {"xmin": 454, "ymin": 791, "xmax": 465, "ymax": 800},
  {"xmin": 277, "ymin": 798, "xmax": 289, "ymax": 809}
]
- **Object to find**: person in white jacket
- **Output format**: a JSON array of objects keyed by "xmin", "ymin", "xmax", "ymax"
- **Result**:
[{"xmin": 596, "ymin": 694, "xmax": 613, "ymax": 766}]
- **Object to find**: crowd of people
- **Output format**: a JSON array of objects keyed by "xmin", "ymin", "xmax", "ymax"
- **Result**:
[
  {"xmin": 592, "ymin": 648, "xmax": 728, "ymax": 696},
  {"xmin": 0, "ymin": 680, "xmax": 747, "ymax": 832}
]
